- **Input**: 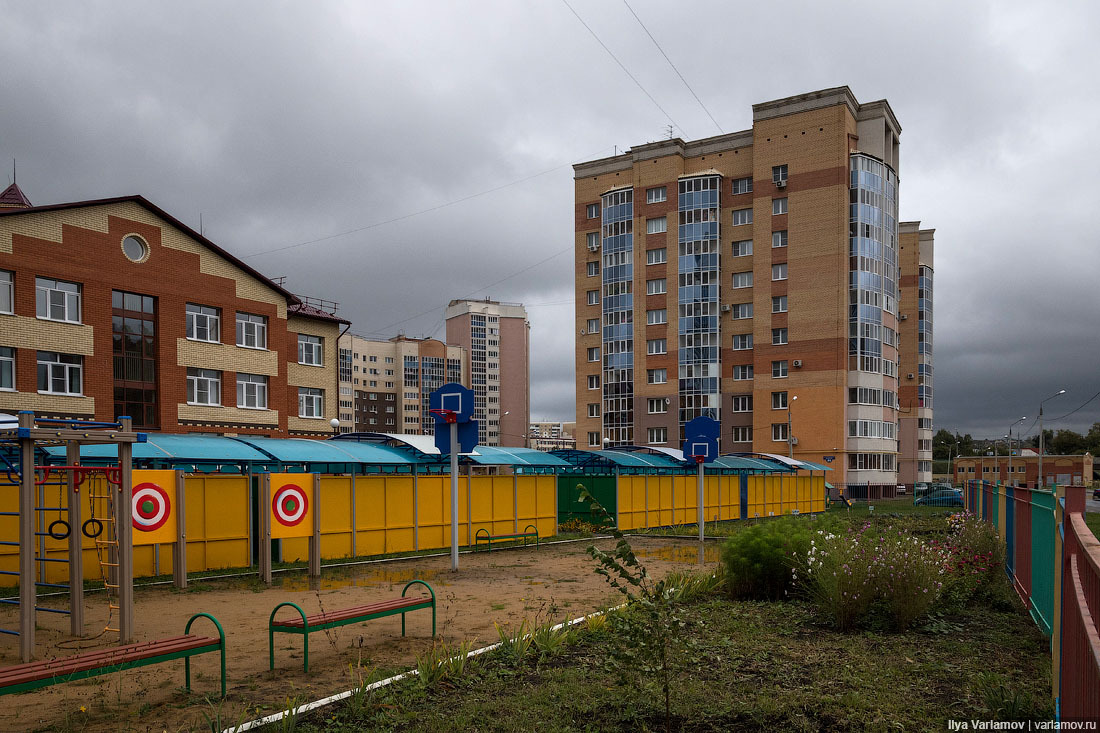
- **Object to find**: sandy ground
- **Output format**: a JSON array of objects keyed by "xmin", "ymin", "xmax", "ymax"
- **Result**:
[{"xmin": 0, "ymin": 537, "xmax": 720, "ymax": 732}]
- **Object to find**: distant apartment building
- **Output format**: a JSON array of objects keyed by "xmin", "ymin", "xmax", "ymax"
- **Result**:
[
  {"xmin": 337, "ymin": 333, "xmax": 466, "ymax": 435},
  {"xmin": 898, "ymin": 224, "xmax": 935, "ymax": 486},
  {"xmin": 528, "ymin": 420, "xmax": 576, "ymax": 451},
  {"xmin": 445, "ymin": 298, "xmax": 530, "ymax": 447},
  {"xmin": 0, "ymin": 184, "xmax": 347, "ymax": 436},
  {"xmin": 954, "ymin": 454, "xmax": 1093, "ymax": 489},
  {"xmin": 573, "ymin": 86, "xmax": 934, "ymax": 491}
]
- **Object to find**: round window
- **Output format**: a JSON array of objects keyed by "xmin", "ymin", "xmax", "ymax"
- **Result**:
[{"xmin": 122, "ymin": 235, "xmax": 149, "ymax": 262}]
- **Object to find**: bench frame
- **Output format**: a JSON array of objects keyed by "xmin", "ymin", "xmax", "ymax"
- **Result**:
[
  {"xmin": 475, "ymin": 524, "xmax": 539, "ymax": 552},
  {"xmin": 0, "ymin": 612, "xmax": 226, "ymax": 698},
  {"xmin": 269, "ymin": 579, "xmax": 435, "ymax": 672}
]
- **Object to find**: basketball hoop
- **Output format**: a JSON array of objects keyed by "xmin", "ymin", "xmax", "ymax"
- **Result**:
[
  {"xmin": 428, "ymin": 408, "xmax": 458, "ymax": 424},
  {"xmin": 691, "ymin": 455, "xmax": 705, "ymax": 464}
]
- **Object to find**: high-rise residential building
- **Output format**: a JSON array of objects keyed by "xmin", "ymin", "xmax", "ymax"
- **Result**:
[
  {"xmin": 898, "ymin": 223, "xmax": 935, "ymax": 487},
  {"xmin": 528, "ymin": 420, "xmax": 576, "ymax": 451},
  {"xmin": 573, "ymin": 86, "xmax": 934, "ymax": 492},
  {"xmin": 0, "ymin": 185, "xmax": 347, "ymax": 437},
  {"xmin": 445, "ymin": 298, "xmax": 530, "ymax": 447},
  {"xmin": 337, "ymin": 333, "xmax": 466, "ymax": 435}
]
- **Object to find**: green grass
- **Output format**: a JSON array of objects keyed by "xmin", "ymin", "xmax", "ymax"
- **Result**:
[
  {"xmin": 1085, "ymin": 510, "xmax": 1100, "ymax": 541},
  {"xmin": 290, "ymin": 575, "xmax": 1050, "ymax": 732}
]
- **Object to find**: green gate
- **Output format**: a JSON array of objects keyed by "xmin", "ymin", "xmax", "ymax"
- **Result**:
[{"xmin": 557, "ymin": 475, "xmax": 617, "ymax": 526}]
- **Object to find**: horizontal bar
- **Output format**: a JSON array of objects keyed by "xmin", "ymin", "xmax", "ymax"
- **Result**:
[
  {"xmin": 0, "ymin": 512, "xmax": 18, "ymax": 517},
  {"xmin": 34, "ymin": 557, "xmax": 69, "ymax": 563},
  {"xmin": 34, "ymin": 606, "xmax": 71, "ymax": 615},
  {"xmin": 0, "ymin": 571, "xmax": 17, "ymax": 576},
  {"xmin": 0, "ymin": 541, "xmax": 18, "ymax": 546},
  {"xmin": 0, "ymin": 628, "xmax": 18, "ymax": 636},
  {"xmin": 35, "ymin": 582, "xmax": 69, "ymax": 590},
  {"xmin": 34, "ymin": 507, "xmax": 67, "ymax": 512},
  {"xmin": 35, "ymin": 419, "xmax": 123, "ymax": 428}
]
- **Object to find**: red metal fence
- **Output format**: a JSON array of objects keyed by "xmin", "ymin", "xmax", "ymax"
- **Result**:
[{"xmin": 1061, "ymin": 490, "xmax": 1100, "ymax": 722}]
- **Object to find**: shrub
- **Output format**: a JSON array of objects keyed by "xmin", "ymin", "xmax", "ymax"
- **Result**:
[
  {"xmin": 558, "ymin": 517, "xmax": 604, "ymax": 535},
  {"xmin": 800, "ymin": 527, "xmax": 879, "ymax": 630},
  {"xmin": 721, "ymin": 518, "xmax": 815, "ymax": 600},
  {"xmin": 874, "ymin": 534, "xmax": 947, "ymax": 631},
  {"xmin": 940, "ymin": 513, "xmax": 1004, "ymax": 609}
]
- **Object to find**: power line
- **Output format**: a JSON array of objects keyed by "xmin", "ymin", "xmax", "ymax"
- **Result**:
[
  {"xmin": 560, "ymin": 0, "xmax": 687, "ymax": 138},
  {"xmin": 1047, "ymin": 390, "xmax": 1100, "ymax": 423},
  {"xmin": 622, "ymin": 0, "xmax": 722, "ymax": 135}
]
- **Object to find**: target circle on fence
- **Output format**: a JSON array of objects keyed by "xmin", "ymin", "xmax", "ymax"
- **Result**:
[
  {"xmin": 132, "ymin": 482, "xmax": 171, "ymax": 532},
  {"xmin": 272, "ymin": 484, "xmax": 309, "ymax": 527}
]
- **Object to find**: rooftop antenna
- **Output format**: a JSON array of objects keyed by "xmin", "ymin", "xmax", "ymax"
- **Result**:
[{"xmin": 666, "ymin": 124, "xmax": 674, "ymax": 139}]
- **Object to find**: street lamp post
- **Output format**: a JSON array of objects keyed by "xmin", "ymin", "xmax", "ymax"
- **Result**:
[
  {"xmin": 1038, "ymin": 389, "xmax": 1066, "ymax": 488},
  {"xmin": 786, "ymin": 395, "xmax": 798, "ymax": 459},
  {"xmin": 1007, "ymin": 416, "xmax": 1026, "ymax": 487}
]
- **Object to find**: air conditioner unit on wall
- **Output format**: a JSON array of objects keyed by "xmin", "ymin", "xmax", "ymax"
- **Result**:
[
  {"xmin": 580, "ymin": 329, "xmax": 586, "ymax": 336},
  {"xmin": 907, "ymin": 373, "xmax": 915, "ymax": 379},
  {"xmin": 775, "ymin": 179, "xmax": 787, "ymax": 188},
  {"xmin": 720, "ymin": 304, "xmax": 732, "ymax": 312},
  {"xmin": 790, "ymin": 437, "xmax": 798, "ymax": 445},
  {"xmin": 899, "ymin": 314, "xmax": 908, "ymax": 320},
  {"xmin": 792, "ymin": 359, "xmax": 803, "ymax": 367},
  {"xmin": 587, "ymin": 241, "xmax": 600, "ymax": 252}
]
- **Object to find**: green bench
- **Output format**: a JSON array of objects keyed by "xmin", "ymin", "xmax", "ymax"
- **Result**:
[
  {"xmin": 474, "ymin": 524, "xmax": 539, "ymax": 552},
  {"xmin": 0, "ymin": 612, "xmax": 226, "ymax": 697},
  {"xmin": 269, "ymin": 579, "xmax": 435, "ymax": 672}
]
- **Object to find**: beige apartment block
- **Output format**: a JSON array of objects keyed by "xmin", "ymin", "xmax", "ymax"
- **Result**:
[
  {"xmin": 898, "ymin": 223, "xmax": 935, "ymax": 486},
  {"xmin": 445, "ymin": 299, "xmax": 530, "ymax": 447},
  {"xmin": 337, "ymin": 333, "xmax": 467, "ymax": 435},
  {"xmin": 573, "ymin": 87, "xmax": 934, "ymax": 492}
]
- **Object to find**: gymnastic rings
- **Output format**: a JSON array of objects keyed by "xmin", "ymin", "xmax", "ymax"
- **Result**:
[
  {"xmin": 81, "ymin": 518, "xmax": 103, "ymax": 539},
  {"xmin": 48, "ymin": 520, "xmax": 72, "ymax": 541}
]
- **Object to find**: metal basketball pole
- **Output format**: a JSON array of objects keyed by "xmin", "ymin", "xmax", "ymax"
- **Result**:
[
  {"xmin": 117, "ymin": 416, "xmax": 134, "ymax": 644},
  {"xmin": 18, "ymin": 412, "xmax": 35, "ymax": 662},
  {"xmin": 450, "ymin": 421, "xmax": 459, "ymax": 572}
]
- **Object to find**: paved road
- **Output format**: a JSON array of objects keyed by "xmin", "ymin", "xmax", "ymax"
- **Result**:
[{"xmin": 1087, "ymin": 494, "xmax": 1100, "ymax": 514}]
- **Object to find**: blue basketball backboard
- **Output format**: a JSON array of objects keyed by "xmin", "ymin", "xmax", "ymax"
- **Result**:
[
  {"xmin": 682, "ymin": 416, "xmax": 720, "ymax": 464},
  {"xmin": 429, "ymin": 383, "xmax": 475, "ymax": 423},
  {"xmin": 435, "ymin": 418, "xmax": 479, "ymax": 455}
]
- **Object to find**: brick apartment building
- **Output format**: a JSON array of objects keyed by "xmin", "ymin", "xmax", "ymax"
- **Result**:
[
  {"xmin": 0, "ymin": 184, "xmax": 347, "ymax": 436},
  {"xmin": 445, "ymin": 299, "xmax": 530, "ymax": 447},
  {"xmin": 573, "ymin": 86, "xmax": 934, "ymax": 490},
  {"xmin": 954, "ymin": 453, "xmax": 1094, "ymax": 489},
  {"xmin": 337, "ymin": 333, "xmax": 467, "ymax": 435}
]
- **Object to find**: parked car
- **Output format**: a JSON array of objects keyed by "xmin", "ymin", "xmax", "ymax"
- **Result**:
[
  {"xmin": 1093, "ymin": 486, "xmax": 1100, "ymax": 501},
  {"xmin": 914, "ymin": 488, "xmax": 964, "ymax": 507}
]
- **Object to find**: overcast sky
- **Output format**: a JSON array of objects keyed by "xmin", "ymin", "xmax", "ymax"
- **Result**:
[{"xmin": 2, "ymin": 0, "xmax": 1097, "ymax": 442}]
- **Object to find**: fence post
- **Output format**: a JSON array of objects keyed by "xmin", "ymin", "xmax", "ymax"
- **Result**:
[
  {"xmin": 66, "ymin": 440, "xmax": 84, "ymax": 636},
  {"xmin": 173, "ymin": 470, "xmax": 187, "ymax": 590}
]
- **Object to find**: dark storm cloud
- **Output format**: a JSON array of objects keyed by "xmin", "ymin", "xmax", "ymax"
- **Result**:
[{"xmin": 2, "ymin": 0, "xmax": 1096, "ymax": 438}]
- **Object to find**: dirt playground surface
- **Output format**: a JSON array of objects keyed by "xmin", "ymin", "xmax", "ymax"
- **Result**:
[{"xmin": 0, "ymin": 536, "xmax": 720, "ymax": 732}]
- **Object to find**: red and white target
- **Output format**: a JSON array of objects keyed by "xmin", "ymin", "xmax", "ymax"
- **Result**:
[
  {"xmin": 272, "ymin": 484, "xmax": 309, "ymax": 527},
  {"xmin": 132, "ymin": 482, "xmax": 171, "ymax": 532}
]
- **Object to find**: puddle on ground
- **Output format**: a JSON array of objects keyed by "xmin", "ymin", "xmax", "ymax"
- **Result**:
[{"xmin": 635, "ymin": 544, "xmax": 719, "ymax": 564}]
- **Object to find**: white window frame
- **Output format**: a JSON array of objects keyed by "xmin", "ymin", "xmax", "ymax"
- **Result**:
[
  {"xmin": 772, "ymin": 295, "xmax": 788, "ymax": 313},
  {"xmin": 646, "ymin": 217, "xmax": 667, "ymax": 235},
  {"xmin": 586, "ymin": 203, "xmax": 600, "ymax": 219},
  {"xmin": 647, "ymin": 338, "xmax": 667, "ymax": 355},
  {"xmin": 646, "ymin": 186, "xmax": 666, "ymax": 204},
  {"xmin": 35, "ymin": 277, "xmax": 81, "ymax": 324},
  {"xmin": 731, "ymin": 240, "xmax": 753, "ymax": 257},
  {"xmin": 0, "ymin": 270, "xmax": 12, "ymax": 315},
  {"xmin": 647, "ymin": 397, "xmax": 667, "ymax": 414},
  {"xmin": 732, "ymin": 208, "xmax": 753, "ymax": 226},
  {"xmin": 772, "ymin": 263, "xmax": 788, "ymax": 281},
  {"xmin": 236, "ymin": 372, "xmax": 269, "ymax": 409},
  {"xmin": 588, "ymin": 432, "xmax": 601, "ymax": 447},
  {"xmin": 586, "ymin": 232, "xmax": 599, "ymax": 249},
  {"xmin": 732, "ymin": 177, "xmax": 752, "ymax": 195},
  {"xmin": 298, "ymin": 334, "xmax": 323, "ymax": 366},
  {"xmin": 298, "ymin": 387, "xmax": 324, "ymax": 418},
  {"xmin": 733, "ymin": 365, "xmax": 753, "ymax": 380},
  {"xmin": 732, "ymin": 303, "xmax": 753, "ymax": 320},
  {"xmin": 772, "ymin": 197, "xmax": 788, "ymax": 215},
  {"xmin": 186, "ymin": 303, "xmax": 220, "ymax": 343},
  {"xmin": 587, "ymin": 290, "xmax": 599, "ymax": 306},
  {"xmin": 646, "ymin": 278, "xmax": 666, "ymax": 295},
  {"xmin": 587, "ymin": 403, "xmax": 600, "ymax": 418},
  {"xmin": 731, "ymin": 395, "xmax": 752, "ymax": 412},
  {"xmin": 0, "ymin": 346, "xmax": 13, "ymax": 391},
  {"xmin": 772, "ymin": 360, "xmax": 788, "ymax": 378},
  {"xmin": 647, "ymin": 309, "xmax": 667, "ymax": 325},
  {"xmin": 773, "ymin": 164, "xmax": 788, "ymax": 184},
  {"xmin": 772, "ymin": 328, "xmax": 788, "ymax": 345},
  {"xmin": 235, "ymin": 312, "xmax": 268, "ymax": 349},
  {"xmin": 732, "ymin": 271, "xmax": 753, "ymax": 289},
  {"xmin": 647, "ymin": 248, "xmax": 667, "ymax": 265},
  {"xmin": 588, "ymin": 374, "xmax": 600, "ymax": 390},
  {"xmin": 647, "ymin": 426, "xmax": 668, "ymax": 445},
  {"xmin": 647, "ymin": 368, "xmax": 667, "ymax": 385},
  {"xmin": 731, "ymin": 426, "xmax": 752, "ymax": 442},
  {"xmin": 587, "ymin": 261, "xmax": 599, "ymax": 277},
  {"xmin": 772, "ymin": 230, "xmax": 788, "ymax": 248},
  {"xmin": 772, "ymin": 391, "xmax": 787, "ymax": 410},
  {"xmin": 732, "ymin": 334, "xmax": 752, "ymax": 350},
  {"xmin": 587, "ymin": 347, "xmax": 600, "ymax": 362},
  {"xmin": 586, "ymin": 318, "xmax": 599, "ymax": 333},
  {"xmin": 36, "ymin": 351, "xmax": 82, "ymax": 395},
  {"xmin": 772, "ymin": 423, "xmax": 789, "ymax": 441},
  {"xmin": 187, "ymin": 368, "xmax": 222, "ymax": 406}
]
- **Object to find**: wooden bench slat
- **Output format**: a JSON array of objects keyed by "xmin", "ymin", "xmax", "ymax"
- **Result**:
[
  {"xmin": 0, "ymin": 636, "xmax": 219, "ymax": 686},
  {"xmin": 0, "ymin": 636, "xmax": 196, "ymax": 680},
  {"xmin": 272, "ymin": 597, "xmax": 430, "ymax": 629}
]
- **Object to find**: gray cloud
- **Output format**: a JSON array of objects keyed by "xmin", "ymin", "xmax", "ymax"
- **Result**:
[{"xmin": 2, "ymin": 0, "xmax": 1097, "ymax": 438}]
